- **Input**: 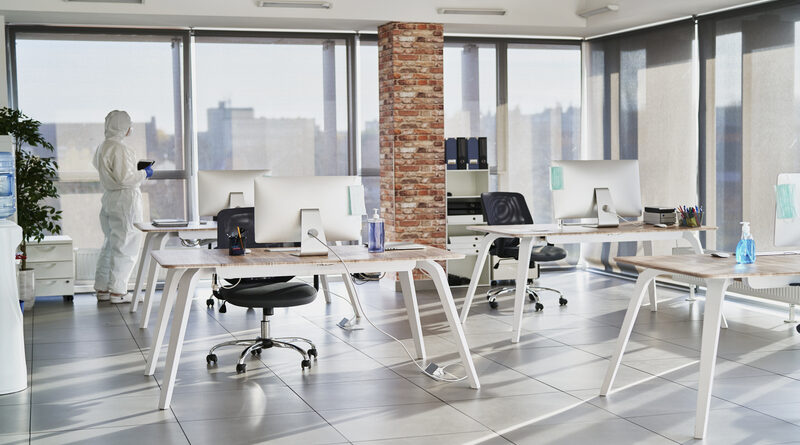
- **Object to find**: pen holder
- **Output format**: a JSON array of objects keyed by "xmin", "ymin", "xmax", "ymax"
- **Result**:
[
  {"xmin": 228, "ymin": 233, "xmax": 246, "ymax": 256},
  {"xmin": 679, "ymin": 211, "xmax": 703, "ymax": 228}
]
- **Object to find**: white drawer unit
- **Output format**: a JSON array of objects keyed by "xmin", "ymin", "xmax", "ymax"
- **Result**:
[
  {"xmin": 446, "ymin": 168, "xmax": 491, "ymax": 287},
  {"xmin": 27, "ymin": 235, "xmax": 74, "ymax": 301}
]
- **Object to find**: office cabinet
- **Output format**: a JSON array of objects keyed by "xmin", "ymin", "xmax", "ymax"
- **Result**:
[{"xmin": 27, "ymin": 235, "xmax": 74, "ymax": 302}]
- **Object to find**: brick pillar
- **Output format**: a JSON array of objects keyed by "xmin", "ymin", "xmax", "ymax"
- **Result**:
[{"xmin": 378, "ymin": 22, "xmax": 445, "ymax": 256}]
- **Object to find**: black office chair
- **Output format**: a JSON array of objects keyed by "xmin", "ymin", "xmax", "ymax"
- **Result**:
[
  {"xmin": 481, "ymin": 192, "xmax": 568, "ymax": 311},
  {"xmin": 205, "ymin": 207, "xmax": 319, "ymax": 373}
]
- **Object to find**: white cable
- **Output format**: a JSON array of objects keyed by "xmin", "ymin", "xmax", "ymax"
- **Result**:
[{"xmin": 308, "ymin": 233, "xmax": 466, "ymax": 383}]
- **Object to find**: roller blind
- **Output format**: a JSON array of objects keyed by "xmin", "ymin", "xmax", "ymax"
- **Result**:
[{"xmin": 584, "ymin": 21, "xmax": 699, "ymax": 272}]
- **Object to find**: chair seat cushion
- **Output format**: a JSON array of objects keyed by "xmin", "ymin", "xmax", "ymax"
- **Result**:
[
  {"xmin": 501, "ymin": 245, "xmax": 568, "ymax": 264},
  {"xmin": 219, "ymin": 281, "xmax": 317, "ymax": 308}
]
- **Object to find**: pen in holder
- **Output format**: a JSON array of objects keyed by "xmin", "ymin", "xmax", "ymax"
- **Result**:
[
  {"xmin": 228, "ymin": 227, "xmax": 246, "ymax": 256},
  {"xmin": 678, "ymin": 205, "xmax": 703, "ymax": 228}
]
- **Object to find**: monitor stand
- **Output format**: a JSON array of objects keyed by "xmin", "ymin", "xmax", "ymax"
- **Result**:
[
  {"xmin": 227, "ymin": 192, "xmax": 246, "ymax": 208},
  {"xmin": 587, "ymin": 187, "xmax": 620, "ymax": 228},
  {"xmin": 295, "ymin": 208, "xmax": 329, "ymax": 257}
]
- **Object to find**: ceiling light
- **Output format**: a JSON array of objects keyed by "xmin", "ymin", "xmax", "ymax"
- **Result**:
[
  {"xmin": 577, "ymin": 4, "xmax": 619, "ymax": 18},
  {"xmin": 437, "ymin": 7, "xmax": 507, "ymax": 16},
  {"xmin": 64, "ymin": 0, "xmax": 143, "ymax": 3},
  {"xmin": 256, "ymin": 1, "xmax": 332, "ymax": 8}
]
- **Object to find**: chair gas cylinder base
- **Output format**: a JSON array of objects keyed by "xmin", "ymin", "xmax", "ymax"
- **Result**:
[
  {"xmin": 206, "ymin": 305, "xmax": 318, "ymax": 373},
  {"xmin": 205, "ymin": 281, "xmax": 319, "ymax": 373}
]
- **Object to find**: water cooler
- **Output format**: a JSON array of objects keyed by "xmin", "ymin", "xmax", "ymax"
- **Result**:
[{"xmin": 0, "ymin": 150, "xmax": 26, "ymax": 394}]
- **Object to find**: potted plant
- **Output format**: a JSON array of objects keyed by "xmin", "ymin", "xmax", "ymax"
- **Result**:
[{"xmin": 0, "ymin": 107, "xmax": 62, "ymax": 306}]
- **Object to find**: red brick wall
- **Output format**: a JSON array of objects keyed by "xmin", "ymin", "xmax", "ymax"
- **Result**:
[{"xmin": 378, "ymin": 22, "xmax": 445, "ymax": 253}]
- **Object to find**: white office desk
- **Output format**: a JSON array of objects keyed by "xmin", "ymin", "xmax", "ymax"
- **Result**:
[
  {"xmin": 602, "ymin": 254, "xmax": 800, "ymax": 439},
  {"xmin": 130, "ymin": 222, "xmax": 217, "ymax": 328},
  {"xmin": 143, "ymin": 245, "xmax": 480, "ymax": 409},
  {"xmin": 461, "ymin": 222, "xmax": 716, "ymax": 342}
]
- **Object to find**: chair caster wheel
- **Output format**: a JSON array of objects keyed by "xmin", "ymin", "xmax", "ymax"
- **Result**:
[
  {"xmin": 527, "ymin": 292, "xmax": 538, "ymax": 302},
  {"xmin": 206, "ymin": 354, "xmax": 217, "ymax": 364},
  {"xmin": 236, "ymin": 363, "xmax": 246, "ymax": 374},
  {"xmin": 219, "ymin": 303, "xmax": 227, "ymax": 313},
  {"xmin": 559, "ymin": 297, "xmax": 568, "ymax": 306},
  {"xmin": 301, "ymin": 359, "xmax": 312, "ymax": 369},
  {"xmin": 535, "ymin": 302, "xmax": 544, "ymax": 312},
  {"xmin": 796, "ymin": 324, "xmax": 800, "ymax": 334},
  {"xmin": 307, "ymin": 348, "xmax": 318, "ymax": 358},
  {"xmin": 489, "ymin": 300, "xmax": 498, "ymax": 309},
  {"xmin": 250, "ymin": 349, "xmax": 261, "ymax": 356},
  {"xmin": 206, "ymin": 298, "xmax": 214, "ymax": 308}
]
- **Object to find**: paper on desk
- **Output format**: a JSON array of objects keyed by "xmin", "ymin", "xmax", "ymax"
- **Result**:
[{"xmin": 348, "ymin": 184, "xmax": 367, "ymax": 216}]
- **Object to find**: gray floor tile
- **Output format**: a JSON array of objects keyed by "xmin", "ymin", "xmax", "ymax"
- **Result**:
[
  {"xmin": 29, "ymin": 423, "xmax": 188, "ymax": 445},
  {"xmin": 29, "ymin": 396, "xmax": 176, "ymax": 432},
  {"xmin": 291, "ymin": 377, "xmax": 439, "ymax": 411},
  {"xmin": 623, "ymin": 356, "xmax": 774, "ymax": 383},
  {"xmin": 318, "ymin": 402, "xmax": 486, "ymax": 442},
  {"xmin": 181, "ymin": 411, "xmax": 347, "ymax": 445},
  {"xmin": 169, "ymin": 386, "xmax": 312, "ymax": 421},
  {"xmin": 502, "ymin": 417, "xmax": 675, "ymax": 445},
  {"xmin": 0, "ymin": 405, "xmax": 29, "ymax": 435},
  {"xmin": 575, "ymin": 379, "xmax": 735, "ymax": 418},
  {"xmin": 32, "ymin": 326, "xmax": 134, "ymax": 344},
  {"xmin": 684, "ymin": 374, "xmax": 800, "ymax": 407},
  {"xmin": 0, "ymin": 389, "xmax": 30, "ymax": 407},
  {"xmin": 31, "ymin": 373, "xmax": 159, "ymax": 404},
  {"xmin": 30, "ymin": 339, "xmax": 141, "ymax": 360},
  {"xmin": 269, "ymin": 356, "xmax": 399, "ymax": 386},
  {"xmin": 720, "ymin": 349, "xmax": 800, "ymax": 375},
  {"xmin": 628, "ymin": 406, "xmax": 800, "ymax": 444},
  {"xmin": 404, "ymin": 356, "xmax": 558, "ymax": 402},
  {"xmin": 0, "ymin": 434, "xmax": 28, "ymax": 445},
  {"xmin": 450, "ymin": 391, "xmax": 618, "ymax": 430},
  {"xmin": 351, "ymin": 431, "xmax": 512, "ymax": 445}
]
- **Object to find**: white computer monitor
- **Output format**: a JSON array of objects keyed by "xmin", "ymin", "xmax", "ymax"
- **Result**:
[
  {"xmin": 197, "ymin": 170, "xmax": 271, "ymax": 217},
  {"xmin": 551, "ymin": 160, "xmax": 643, "ymax": 227},
  {"xmin": 254, "ymin": 176, "xmax": 364, "ymax": 256},
  {"xmin": 775, "ymin": 173, "xmax": 800, "ymax": 248}
]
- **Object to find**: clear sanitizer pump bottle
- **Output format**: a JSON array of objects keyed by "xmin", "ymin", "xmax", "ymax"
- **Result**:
[
  {"xmin": 368, "ymin": 208, "xmax": 385, "ymax": 253},
  {"xmin": 735, "ymin": 221, "xmax": 756, "ymax": 264}
]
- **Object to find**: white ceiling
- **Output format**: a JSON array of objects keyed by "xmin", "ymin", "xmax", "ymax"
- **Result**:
[{"xmin": 0, "ymin": 0, "xmax": 764, "ymax": 37}]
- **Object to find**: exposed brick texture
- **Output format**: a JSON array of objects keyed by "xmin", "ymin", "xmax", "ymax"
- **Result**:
[{"xmin": 378, "ymin": 22, "xmax": 445, "ymax": 261}]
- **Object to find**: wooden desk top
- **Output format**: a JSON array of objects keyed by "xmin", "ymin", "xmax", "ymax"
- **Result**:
[
  {"xmin": 135, "ymin": 221, "xmax": 217, "ymax": 232},
  {"xmin": 615, "ymin": 254, "xmax": 800, "ymax": 279},
  {"xmin": 467, "ymin": 221, "xmax": 716, "ymax": 238},
  {"xmin": 151, "ymin": 245, "xmax": 463, "ymax": 269}
]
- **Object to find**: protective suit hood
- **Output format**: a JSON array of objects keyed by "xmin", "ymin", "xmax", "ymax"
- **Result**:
[{"xmin": 104, "ymin": 110, "xmax": 132, "ymax": 139}]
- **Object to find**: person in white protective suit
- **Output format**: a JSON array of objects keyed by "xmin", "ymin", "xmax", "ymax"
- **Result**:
[{"xmin": 93, "ymin": 110, "xmax": 153, "ymax": 304}]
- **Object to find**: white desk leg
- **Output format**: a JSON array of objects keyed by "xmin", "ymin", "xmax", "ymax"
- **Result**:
[
  {"xmin": 131, "ymin": 232, "xmax": 158, "ymax": 313},
  {"xmin": 341, "ymin": 273, "xmax": 361, "ymax": 319},
  {"xmin": 319, "ymin": 275, "xmax": 331, "ymax": 304},
  {"xmin": 159, "ymin": 268, "xmax": 201, "ymax": 410},
  {"xmin": 600, "ymin": 268, "xmax": 662, "ymax": 396},
  {"xmin": 643, "ymin": 241, "xmax": 658, "ymax": 312},
  {"xmin": 144, "ymin": 268, "xmax": 183, "ymax": 375},
  {"xmin": 511, "ymin": 237, "xmax": 535, "ymax": 343},
  {"xmin": 137, "ymin": 233, "xmax": 170, "ymax": 315},
  {"xmin": 399, "ymin": 270, "xmax": 426, "ymax": 361},
  {"xmin": 694, "ymin": 278, "xmax": 730, "ymax": 439},
  {"xmin": 418, "ymin": 260, "xmax": 480, "ymax": 389},
  {"xmin": 460, "ymin": 233, "xmax": 500, "ymax": 324},
  {"xmin": 681, "ymin": 232, "xmax": 727, "ymax": 328}
]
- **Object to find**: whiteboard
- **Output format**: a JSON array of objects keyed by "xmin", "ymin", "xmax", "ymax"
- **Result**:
[{"xmin": 775, "ymin": 173, "xmax": 800, "ymax": 248}]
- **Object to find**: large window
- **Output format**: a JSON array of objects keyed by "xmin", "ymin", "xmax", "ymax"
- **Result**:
[
  {"xmin": 700, "ymin": 3, "xmax": 800, "ymax": 251},
  {"xmin": 194, "ymin": 35, "xmax": 349, "ymax": 176},
  {"xmin": 359, "ymin": 38, "xmax": 380, "ymax": 219},
  {"xmin": 444, "ymin": 41, "xmax": 497, "ymax": 171},
  {"xmin": 13, "ymin": 31, "xmax": 187, "ymax": 250},
  {"xmin": 507, "ymin": 43, "xmax": 581, "ymax": 224}
]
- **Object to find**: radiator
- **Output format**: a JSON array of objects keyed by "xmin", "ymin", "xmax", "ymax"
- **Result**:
[{"xmin": 75, "ymin": 248, "xmax": 100, "ymax": 282}]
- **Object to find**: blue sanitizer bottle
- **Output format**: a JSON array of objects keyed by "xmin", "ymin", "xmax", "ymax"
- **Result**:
[
  {"xmin": 368, "ymin": 208, "xmax": 385, "ymax": 253},
  {"xmin": 735, "ymin": 221, "xmax": 756, "ymax": 264}
]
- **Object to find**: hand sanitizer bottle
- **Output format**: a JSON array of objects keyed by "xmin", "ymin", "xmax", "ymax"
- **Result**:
[
  {"xmin": 368, "ymin": 208, "xmax": 385, "ymax": 253},
  {"xmin": 735, "ymin": 221, "xmax": 756, "ymax": 264}
]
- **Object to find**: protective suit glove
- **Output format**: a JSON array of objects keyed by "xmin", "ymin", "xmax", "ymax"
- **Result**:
[{"xmin": 144, "ymin": 165, "xmax": 154, "ymax": 178}]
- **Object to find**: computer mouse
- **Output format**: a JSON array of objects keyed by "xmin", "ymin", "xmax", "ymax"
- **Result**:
[
  {"xmin": 654, "ymin": 223, "xmax": 667, "ymax": 228},
  {"xmin": 710, "ymin": 252, "xmax": 730, "ymax": 258}
]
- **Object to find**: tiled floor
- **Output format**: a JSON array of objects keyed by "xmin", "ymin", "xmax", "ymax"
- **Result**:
[{"xmin": 5, "ymin": 270, "xmax": 800, "ymax": 444}]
